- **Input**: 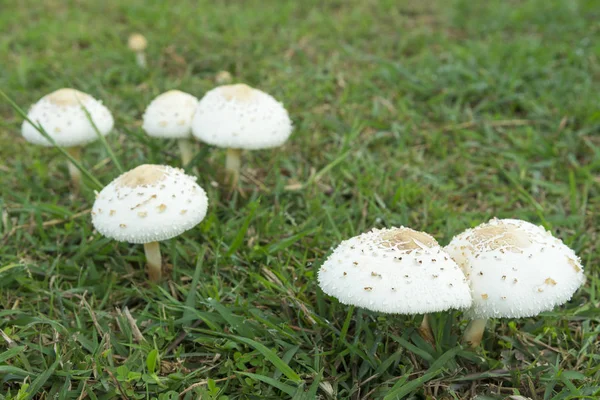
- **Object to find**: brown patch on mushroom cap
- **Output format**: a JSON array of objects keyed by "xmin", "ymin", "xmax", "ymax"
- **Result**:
[
  {"xmin": 544, "ymin": 277, "xmax": 557, "ymax": 286},
  {"xmin": 470, "ymin": 223, "xmax": 532, "ymax": 252},
  {"xmin": 219, "ymin": 84, "xmax": 255, "ymax": 102},
  {"xmin": 379, "ymin": 228, "xmax": 437, "ymax": 251},
  {"xmin": 568, "ymin": 257, "xmax": 581, "ymax": 273},
  {"xmin": 47, "ymin": 88, "xmax": 92, "ymax": 106},
  {"xmin": 117, "ymin": 165, "xmax": 167, "ymax": 188}
]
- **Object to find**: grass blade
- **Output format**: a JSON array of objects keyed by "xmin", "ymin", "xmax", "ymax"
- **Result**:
[
  {"xmin": 383, "ymin": 346, "xmax": 461, "ymax": 400},
  {"xmin": 226, "ymin": 200, "xmax": 259, "ymax": 257},
  {"xmin": 183, "ymin": 250, "xmax": 206, "ymax": 322},
  {"xmin": 338, "ymin": 305, "xmax": 354, "ymax": 346},
  {"xmin": 0, "ymin": 346, "xmax": 26, "ymax": 363},
  {"xmin": 0, "ymin": 366, "xmax": 30, "ymax": 377},
  {"xmin": 80, "ymin": 100, "xmax": 123, "ymax": 173},
  {"xmin": 230, "ymin": 335, "xmax": 302, "ymax": 383},
  {"xmin": 27, "ymin": 355, "xmax": 60, "ymax": 396},
  {"xmin": 268, "ymin": 227, "xmax": 321, "ymax": 254},
  {"xmin": 390, "ymin": 334, "xmax": 434, "ymax": 363},
  {"xmin": 237, "ymin": 371, "xmax": 298, "ymax": 396}
]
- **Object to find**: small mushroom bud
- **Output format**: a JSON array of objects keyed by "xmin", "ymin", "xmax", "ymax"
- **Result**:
[
  {"xmin": 215, "ymin": 71, "xmax": 233, "ymax": 84},
  {"xmin": 128, "ymin": 33, "xmax": 148, "ymax": 68}
]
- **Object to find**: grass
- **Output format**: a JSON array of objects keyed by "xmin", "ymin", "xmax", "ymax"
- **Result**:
[{"xmin": 1, "ymin": 0, "xmax": 599, "ymax": 398}]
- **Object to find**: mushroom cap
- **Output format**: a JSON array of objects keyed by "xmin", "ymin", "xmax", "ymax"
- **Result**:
[
  {"xmin": 142, "ymin": 90, "xmax": 199, "ymax": 139},
  {"xmin": 91, "ymin": 164, "xmax": 208, "ymax": 244},
  {"xmin": 318, "ymin": 227, "xmax": 472, "ymax": 314},
  {"xmin": 445, "ymin": 218, "xmax": 585, "ymax": 319},
  {"xmin": 215, "ymin": 71, "xmax": 233, "ymax": 85},
  {"xmin": 191, "ymin": 84, "xmax": 293, "ymax": 150},
  {"xmin": 21, "ymin": 88, "xmax": 114, "ymax": 147},
  {"xmin": 128, "ymin": 33, "xmax": 147, "ymax": 51}
]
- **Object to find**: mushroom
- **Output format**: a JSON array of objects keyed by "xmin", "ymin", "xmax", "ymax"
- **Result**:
[
  {"xmin": 128, "ymin": 33, "xmax": 148, "ymax": 68},
  {"xmin": 215, "ymin": 71, "xmax": 233, "ymax": 85},
  {"xmin": 318, "ymin": 227, "xmax": 472, "ymax": 341},
  {"xmin": 21, "ymin": 88, "xmax": 114, "ymax": 190},
  {"xmin": 142, "ymin": 90, "xmax": 199, "ymax": 166},
  {"xmin": 445, "ymin": 218, "xmax": 585, "ymax": 347},
  {"xmin": 191, "ymin": 83, "xmax": 293, "ymax": 185},
  {"xmin": 91, "ymin": 164, "xmax": 208, "ymax": 282}
]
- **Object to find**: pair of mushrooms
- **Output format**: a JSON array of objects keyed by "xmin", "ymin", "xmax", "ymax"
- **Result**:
[
  {"xmin": 127, "ymin": 33, "xmax": 233, "ymax": 87},
  {"xmin": 318, "ymin": 219, "xmax": 585, "ymax": 347},
  {"xmin": 142, "ymin": 84, "xmax": 293, "ymax": 185}
]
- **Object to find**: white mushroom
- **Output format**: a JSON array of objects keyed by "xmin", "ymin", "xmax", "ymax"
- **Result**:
[
  {"xmin": 91, "ymin": 164, "xmax": 208, "ymax": 281},
  {"xmin": 191, "ymin": 83, "xmax": 293, "ymax": 185},
  {"xmin": 128, "ymin": 33, "xmax": 148, "ymax": 68},
  {"xmin": 21, "ymin": 88, "xmax": 114, "ymax": 189},
  {"xmin": 445, "ymin": 218, "xmax": 585, "ymax": 347},
  {"xmin": 142, "ymin": 90, "xmax": 199, "ymax": 165},
  {"xmin": 318, "ymin": 227, "xmax": 472, "ymax": 340}
]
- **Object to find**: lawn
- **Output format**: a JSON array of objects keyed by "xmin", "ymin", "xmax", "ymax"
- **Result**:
[{"xmin": 1, "ymin": 0, "xmax": 599, "ymax": 398}]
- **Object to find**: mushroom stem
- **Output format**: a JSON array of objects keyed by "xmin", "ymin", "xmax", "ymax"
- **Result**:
[
  {"xmin": 418, "ymin": 314, "xmax": 435, "ymax": 344},
  {"xmin": 144, "ymin": 241, "xmax": 162, "ymax": 282},
  {"xmin": 463, "ymin": 318, "xmax": 488, "ymax": 348},
  {"xmin": 177, "ymin": 139, "xmax": 195, "ymax": 166},
  {"xmin": 225, "ymin": 148, "xmax": 242, "ymax": 185},
  {"xmin": 66, "ymin": 147, "xmax": 82, "ymax": 191},
  {"xmin": 135, "ymin": 52, "xmax": 147, "ymax": 68}
]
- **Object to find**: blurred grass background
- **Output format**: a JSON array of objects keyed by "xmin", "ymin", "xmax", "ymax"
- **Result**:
[{"xmin": 1, "ymin": 0, "xmax": 599, "ymax": 398}]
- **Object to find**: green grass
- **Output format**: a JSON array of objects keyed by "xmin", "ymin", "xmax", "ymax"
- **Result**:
[{"xmin": 1, "ymin": 0, "xmax": 600, "ymax": 398}]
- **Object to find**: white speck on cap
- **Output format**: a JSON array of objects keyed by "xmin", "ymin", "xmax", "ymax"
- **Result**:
[
  {"xmin": 317, "ymin": 227, "xmax": 472, "ymax": 314},
  {"xmin": 91, "ymin": 164, "xmax": 208, "ymax": 244},
  {"xmin": 445, "ymin": 218, "xmax": 585, "ymax": 319},
  {"xmin": 191, "ymin": 83, "xmax": 293, "ymax": 150},
  {"xmin": 142, "ymin": 90, "xmax": 199, "ymax": 139},
  {"xmin": 21, "ymin": 88, "xmax": 114, "ymax": 147}
]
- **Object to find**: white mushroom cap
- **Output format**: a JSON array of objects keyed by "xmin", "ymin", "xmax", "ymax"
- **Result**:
[
  {"xmin": 21, "ymin": 88, "xmax": 114, "ymax": 147},
  {"xmin": 445, "ymin": 218, "xmax": 585, "ymax": 319},
  {"xmin": 142, "ymin": 90, "xmax": 199, "ymax": 139},
  {"xmin": 318, "ymin": 227, "xmax": 472, "ymax": 314},
  {"xmin": 191, "ymin": 84, "xmax": 293, "ymax": 150},
  {"xmin": 91, "ymin": 164, "xmax": 208, "ymax": 244},
  {"xmin": 128, "ymin": 33, "xmax": 147, "ymax": 52}
]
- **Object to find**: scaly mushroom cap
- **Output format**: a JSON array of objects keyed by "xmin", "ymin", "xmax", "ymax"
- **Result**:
[
  {"xmin": 445, "ymin": 218, "xmax": 585, "ymax": 319},
  {"xmin": 142, "ymin": 90, "xmax": 199, "ymax": 139},
  {"xmin": 91, "ymin": 164, "xmax": 208, "ymax": 244},
  {"xmin": 191, "ymin": 84, "xmax": 293, "ymax": 150},
  {"xmin": 128, "ymin": 33, "xmax": 147, "ymax": 51},
  {"xmin": 21, "ymin": 88, "xmax": 114, "ymax": 147},
  {"xmin": 318, "ymin": 227, "xmax": 472, "ymax": 314}
]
